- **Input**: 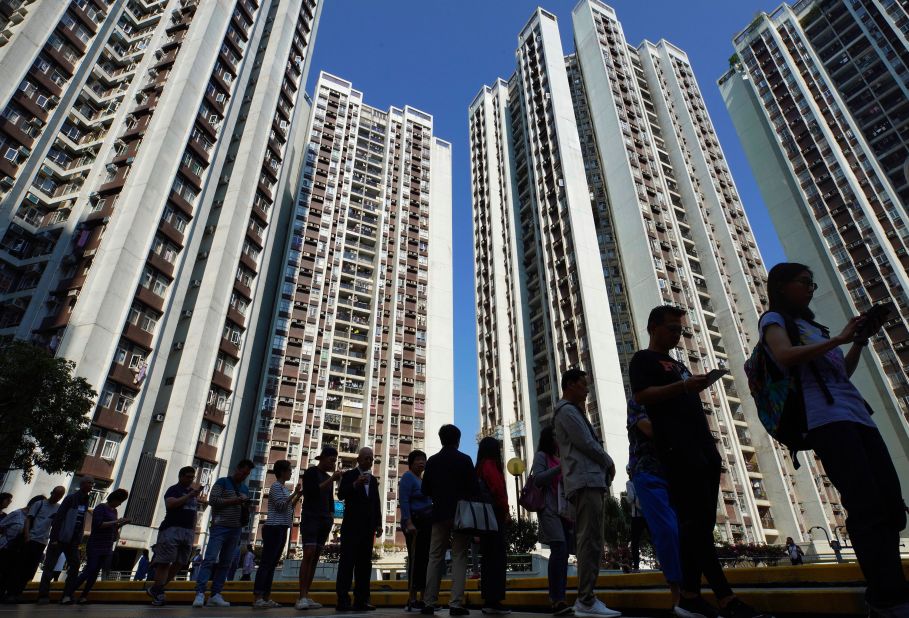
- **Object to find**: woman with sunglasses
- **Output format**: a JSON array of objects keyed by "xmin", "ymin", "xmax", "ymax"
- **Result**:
[{"xmin": 760, "ymin": 262, "xmax": 907, "ymax": 616}]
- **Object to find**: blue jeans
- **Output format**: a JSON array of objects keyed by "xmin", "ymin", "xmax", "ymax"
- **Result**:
[
  {"xmin": 195, "ymin": 525, "xmax": 241, "ymax": 595},
  {"xmin": 633, "ymin": 472, "xmax": 682, "ymax": 584}
]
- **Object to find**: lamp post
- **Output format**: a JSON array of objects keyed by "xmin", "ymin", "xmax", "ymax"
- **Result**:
[
  {"xmin": 506, "ymin": 457, "xmax": 525, "ymax": 519},
  {"xmin": 808, "ymin": 525, "xmax": 842, "ymax": 563}
]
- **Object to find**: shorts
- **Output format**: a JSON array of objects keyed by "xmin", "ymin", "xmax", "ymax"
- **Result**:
[
  {"xmin": 300, "ymin": 515, "xmax": 333, "ymax": 548},
  {"xmin": 151, "ymin": 526, "xmax": 194, "ymax": 566}
]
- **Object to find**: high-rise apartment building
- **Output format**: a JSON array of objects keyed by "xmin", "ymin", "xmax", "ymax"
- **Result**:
[
  {"xmin": 0, "ymin": 0, "xmax": 322, "ymax": 560},
  {"xmin": 471, "ymin": 0, "xmax": 844, "ymax": 544},
  {"xmin": 245, "ymin": 72, "xmax": 453, "ymax": 551},
  {"xmin": 720, "ymin": 0, "xmax": 909, "ymax": 499}
]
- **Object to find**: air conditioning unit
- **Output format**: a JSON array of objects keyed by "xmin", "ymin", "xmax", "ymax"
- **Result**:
[
  {"xmin": 106, "ymin": 163, "xmax": 116, "ymax": 173},
  {"xmin": 191, "ymin": 279, "xmax": 202, "ymax": 287},
  {"xmin": 153, "ymin": 413, "xmax": 165, "ymax": 422},
  {"xmin": 197, "ymin": 251, "xmax": 208, "ymax": 259},
  {"xmin": 174, "ymin": 341, "xmax": 184, "ymax": 350},
  {"xmin": 227, "ymin": 154, "xmax": 236, "ymax": 162},
  {"xmin": 182, "ymin": 310, "xmax": 193, "ymax": 317},
  {"xmin": 213, "ymin": 200, "xmax": 224, "ymax": 208},
  {"xmin": 204, "ymin": 225, "xmax": 216, "ymax": 235}
]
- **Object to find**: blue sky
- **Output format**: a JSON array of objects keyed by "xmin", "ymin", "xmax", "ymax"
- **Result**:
[{"xmin": 305, "ymin": 1, "xmax": 788, "ymax": 452}]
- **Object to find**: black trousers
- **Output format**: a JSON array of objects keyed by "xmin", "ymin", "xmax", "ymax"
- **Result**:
[
  {"xmin": 809, "ymin": 421, "xmax": 908, "ymax": 606},
  {"xmin": 668, "ymin": 461, "xmax": 733, "ymax": 600},
  {"xmin": 630, "ymin": 516, "xmax": 646, "ymax": 570},
  {"xmin": 405, "ymin": 518, "xmax": 432, "ymax": 593},
  {"xmin": 479, "ymin": 528, "xmax": 507, "ymax": 605},
  {"xmin": 254, "ymin": 525, "xmax": 288, "ymax": 596},
  {"xmin": 336, "ymin": 531, "xmax": 373, "ymax": 605},
  {"xmin": 7, "ymin": 540, "xmax": 46, "ymax": 597},
  {"xmin": 39, "ymin": 542, "xmax": 80, "ymax": 598}
]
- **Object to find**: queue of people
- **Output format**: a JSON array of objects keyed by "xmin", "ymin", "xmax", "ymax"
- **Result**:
[{"xmin": 1, "ymin": 259, "xmax": 906, "ymax": 618}]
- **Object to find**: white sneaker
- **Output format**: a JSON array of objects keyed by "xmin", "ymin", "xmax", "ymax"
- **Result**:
[
  {"xmin": 208, "ymin": 594, "xmax": 230, "ymax": 607},
  {"xmin": 192, "ymin": 593, "xmax": 206, "ymax": 608},
  {"xmin": 573, "ymin": 598, "xmax": 622, "ymax": 618},
  {"xmin": 296, "ymin": 597, "xmax": 319, "ymax": 610},
  {"xmin": 254, "ymin": 599, "xmax": 271, "ymax": 609}
]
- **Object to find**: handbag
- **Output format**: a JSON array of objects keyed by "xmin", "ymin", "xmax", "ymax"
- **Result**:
[
  {"xmin": 453, "ymin": 500, "xmax": 498, "ymax": 535},
  {"xmin": 454, "ymin": 477, "xmax": 498, "ymax": 535},
  {"xmin": 518, "ymin": 474, "xmax": 545, "ymax": 512}
]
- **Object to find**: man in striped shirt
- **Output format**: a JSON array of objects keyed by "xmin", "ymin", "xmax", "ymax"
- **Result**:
[{"xmin": 193, "ymin": 459, "xmax": 254, "ymax": 608}]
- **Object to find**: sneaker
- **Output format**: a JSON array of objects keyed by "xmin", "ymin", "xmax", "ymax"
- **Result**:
[
  {"xmin": 151, "ymin": 594, "xmax": 166, "ymax": 608},
  {"xmin": 573, "ymin": 599, "xmax": 622, "ymax": 618},
  {"xmin": 552, "ymin": 601, "xmax": 574, "ymax": 616},
  {"xmin": 719, "ymin": 599, "xmax": 771, "ymax": 618},
  {"xmin": 266, "ymin": 600, "xmax": 282, "ymax": 608},
  {"xmin": 421, "ymin": 605, "xmax": 440, "ymax": 615},
  {"xmin": 483, "ymin": 603, "xmax": 512, "ymax": 615},
  {"xmin": 208, "ymin": 594, "xmax": 230, "ymax": 608},
  {"xmin": 674, "ymin": 596, "xmax": 719, "ymax": 618},
  {"xmin": 407, "ymin": 601, "xmax": 427, "ymax": 612},
  {"xmin": 353, "ymin": 603, "xmax": 377, "ymax": 611},
  {"xmin": 192, "ymin": 593, "xmax": 206, "ymax": 608},
  {"xmin": 76, "ymin": 597, "xmax": 89, "ymax": 605},
  {"xmin": 450, "ymin": 606, "xmax": 470, "ymax": 616},
  {"xmin": 308, "ymin": 598, "xmax": 324, "ymax": 609},
  {"xmin": 295, "ymin": 598, "xmax": 310, "ymax": 610},
  {"xmin": 869, "ymin": 599, "xmax": 909, "ymax": 618},
  {"xmin": 254, "ymin": 599, "xmax": 272, "ymax": 609},
  {"xmin": 59, "ymin": 596, "xmax": 73, "ymax": 605}
]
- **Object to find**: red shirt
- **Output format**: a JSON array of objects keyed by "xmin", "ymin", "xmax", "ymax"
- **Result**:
[{"xmin": 478, "ymin": 459, "xmax": 509, "ymax": 525}]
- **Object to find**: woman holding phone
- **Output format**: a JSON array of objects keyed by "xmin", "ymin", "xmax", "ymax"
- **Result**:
[
  {"xmin": 760, "ymin": 262, "xmax": 907, "ymax": 616},
  {"xmin": 62, "ymin": 489, "xmax": 130, "ymax": 605}
]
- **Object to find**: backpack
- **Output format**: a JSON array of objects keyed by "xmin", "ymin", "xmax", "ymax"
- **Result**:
[{"xmin": 744, "ymin": 312, "xmax": 833, "ymax": 468}]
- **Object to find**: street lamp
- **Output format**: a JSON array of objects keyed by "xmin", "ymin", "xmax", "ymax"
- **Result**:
[
  {"xmin": 808, "ymin": 525, "xmax": 842, "ymax": 563},
  {"xmin": 506, "ymin": 457, "xmax": 525, "ymax": 519}
]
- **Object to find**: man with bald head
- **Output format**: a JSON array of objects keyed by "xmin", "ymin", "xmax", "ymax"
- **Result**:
[
  {"xmin": 38, "ymin": 476, "xmax": 95, "ymax": 603},
  {"xmin": 6, "ymin": 486, "xmax": 67, "ymax": 601},
  {"xmin": 335, "ymin": 447, "xmax": 382, "ymax": 611}
]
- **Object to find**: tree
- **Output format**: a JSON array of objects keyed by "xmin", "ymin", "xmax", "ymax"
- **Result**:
[{"xmin": 0, "ymin": 340, "xmax": 95, "ymax": 482}]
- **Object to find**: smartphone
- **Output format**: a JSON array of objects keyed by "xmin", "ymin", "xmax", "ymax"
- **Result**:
[
  {"xmin": 704, "ymin": 368, "xmax": 729, "ymax": 386},
  {"xmin": 855, "ymin": 304, "xmax": 891, "ymax": 341}
]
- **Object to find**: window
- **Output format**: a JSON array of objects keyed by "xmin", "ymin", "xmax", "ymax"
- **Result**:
[
  {"xmin": 86, "ymin": 428, "xmax": 102, "ymax": 455},
  {"xmin": 115, "ymin": 393, "xmax": 133, "ymax": 413},
  {"xmin": 100, "ymin": 434, "xmax": 121, "ymax": 461}
]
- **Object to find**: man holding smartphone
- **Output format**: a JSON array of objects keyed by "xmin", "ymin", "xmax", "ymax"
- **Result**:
[
  {"xmin": 147, "ymin": 467, "xmax": 202, "ymax": 606},
  {"xmin": 629, "ymin": 306, "xmax": 765, "ymax": 618},
  {"xmin": 193, "ymin": 459, "xmax": 254, "ymax": 608}
]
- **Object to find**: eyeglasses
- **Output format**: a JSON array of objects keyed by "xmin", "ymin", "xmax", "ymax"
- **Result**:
[{"xmin": 794, "ymin": 277, "xmax": 818, "ymax": 291}]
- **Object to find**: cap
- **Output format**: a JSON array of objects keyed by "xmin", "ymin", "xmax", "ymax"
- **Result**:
[{"xmin": 315, "ymin": 445, "xmax": 338, "ymax": 460}]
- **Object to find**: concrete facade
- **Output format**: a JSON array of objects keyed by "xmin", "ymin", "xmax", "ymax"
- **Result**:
[
  {"xmin": 470, "ymin": 0, "xmax": 844, "ymax": 544},
  {"xmin": 0, "ymin": 0, "xmax": 323, "ymax": 558},
  {"xmin": 243, "ymin": 73, "xmax": 453, "ymax": 551}
]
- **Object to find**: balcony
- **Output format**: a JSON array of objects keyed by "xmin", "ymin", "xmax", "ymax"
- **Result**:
[
  {"xmin": 94, "ymin": 406, "xmax": 129, "ymax": 434},
  {"xmin": 80, "ymin": 454, "xmax": 114, "ymax": 481}
]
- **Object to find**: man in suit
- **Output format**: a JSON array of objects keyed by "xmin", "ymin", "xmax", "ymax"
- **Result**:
[
  {"xmin": 421, "ymin": 424, "xmax": 480, "ymax": 616},
  {"xmin": 336, "ymin": 447, "xmax": 382, "ymax": 611}
]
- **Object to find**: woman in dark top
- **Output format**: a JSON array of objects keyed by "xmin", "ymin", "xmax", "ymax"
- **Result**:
[
  {"xmin": 63, "ymin": 488, "xmax": 129, "ymax": 604},
  {"xmin": 761, "ymin": 263, "xmax": 907, "ymax": 615},
  {"xmin": 475, "ymin": 437, "xmax": 511, "ymax": 616},
  {"xmin": 399, "ymin": 449, "xmax": 432, "ymax": 612}
]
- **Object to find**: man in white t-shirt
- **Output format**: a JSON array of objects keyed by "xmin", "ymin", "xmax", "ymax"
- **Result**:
[{"xmin": 3, "ymin": 486, "xmax": 65, "ymax": 601}]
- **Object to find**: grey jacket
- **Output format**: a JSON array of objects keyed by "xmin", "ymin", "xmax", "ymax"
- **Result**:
[
  {"xmin": 531, "ymin": 451, "xmax": 564, "ymax": 544},
  {"xmin": 553, "ymin": 399, "xmax": 614, "ymax": 499}
]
